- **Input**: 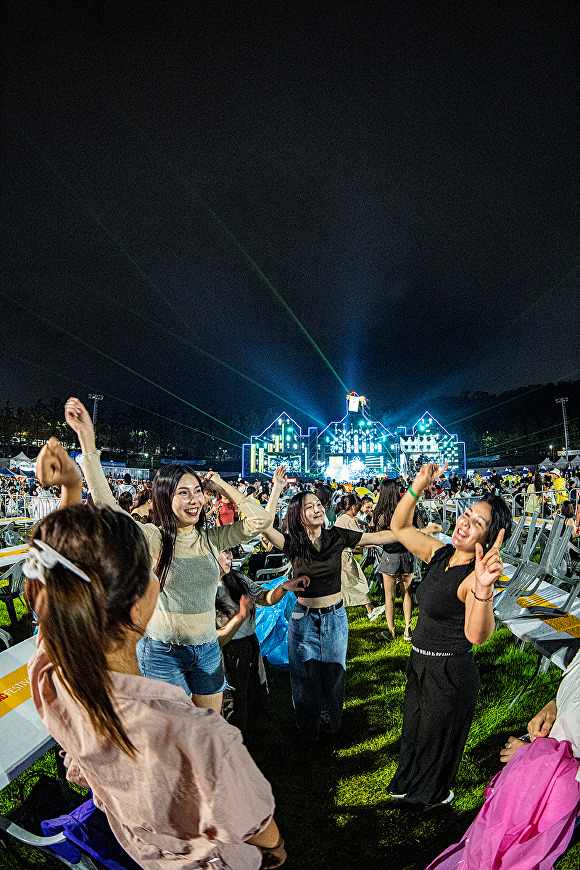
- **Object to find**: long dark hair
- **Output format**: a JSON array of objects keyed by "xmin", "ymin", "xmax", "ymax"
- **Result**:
[
  {"xmin": 478, "ymin": 493, "xmax": 512, "ymax": 552},
  {"xmin": 284, "ymin": 491, "xmax": 320, "ymax": 561},
  {"xmin": 215, "ymin": 569, "xmax": 256, "ymax": 621},
  {"xmin": 151, "ymin": 465, "xmax": 206, "ymax": 589},
  {"xmin": 372, "ymin": 480, "xmax": 400, "ymax": 531},
  {"xmin": 25, "ymin": 505, "xmax": 151, "ymax": 758}
]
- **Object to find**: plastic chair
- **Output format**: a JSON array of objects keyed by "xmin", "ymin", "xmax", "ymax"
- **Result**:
[
  {"xmin": 0, "ymin": 798, "xmax": 141, "ymax": 870},
  {"xmin": 501, "ymin": 514, "xmax": 527, "ymax": 566},
  {"xmin": 0, "ymin": 558, "xmax": 26, "ymax": 631},
  {"xmin": 255, "ymin": 560, "xmax": 292, "ymax": 587}
]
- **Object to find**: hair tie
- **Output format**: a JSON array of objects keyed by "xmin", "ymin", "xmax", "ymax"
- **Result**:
[{"xmin": 23, "ymin": 541, "xmax": 92, "ymax": 585}]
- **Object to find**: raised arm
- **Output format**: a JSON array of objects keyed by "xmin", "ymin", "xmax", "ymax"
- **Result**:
[
  {"xmin": 35, "ymin": 437, "xmax": 83, "ymax": 507},
  {"xmin": 259, "ymin": 465, "xmax": 287, "ymax": 551},
  {"xmin": 390, "ymin": 463, "xmax": 448, "ymax": 563},
  {"xmin": 205, "ymin": 471, "xmax": 273, "ymax": 550},
  {"xmin": 64, "ymin": 398, "xmax": 117, "ymax": 510}
]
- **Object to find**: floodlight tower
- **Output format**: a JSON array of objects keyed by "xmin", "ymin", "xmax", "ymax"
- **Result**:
[
  {"xmin": 555, "ymin": 397, "xmax": 569, "ymax": 463},
  {"xmin": 89, "ymin": 394, "xmax": 104, "ymax": 425}
]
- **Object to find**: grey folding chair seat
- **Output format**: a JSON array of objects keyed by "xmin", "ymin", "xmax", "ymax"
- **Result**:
[
  {"xmin": 501, "ymin": 515, "xmax": 527, "ymax": 567},
  {"xmin": 493, "ymin": 560, "xmax": 546, "ymax": 621},
  {"xmin": 494, "ymin": 516, "xmax": 574, "ymax": 621},
  {"xmin": 520, "ymin": 512, "xmax": 548, "ymax": 562}
]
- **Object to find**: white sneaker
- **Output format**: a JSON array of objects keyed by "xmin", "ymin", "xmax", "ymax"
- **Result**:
[{"xmin": 368, "ymin": 606, "xmax": 383, "ymax": 622}]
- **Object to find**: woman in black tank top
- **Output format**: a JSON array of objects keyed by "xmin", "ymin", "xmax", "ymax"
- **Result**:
[{"xmin": 386, "ymin": 462, "xmax": 511, "ymax": 809}]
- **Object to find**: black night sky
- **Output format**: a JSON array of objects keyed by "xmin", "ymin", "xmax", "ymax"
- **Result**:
[{"xmin": 1, "ymin": 1, "xmax": 578, "ymax": 439}]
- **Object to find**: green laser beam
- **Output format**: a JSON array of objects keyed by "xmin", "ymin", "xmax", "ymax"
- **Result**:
[
  {"xmin": 108, "ymin": 103, "xmax": 350, "ymax": 392},
  {"xmin": 0, "ymin": 280, "xmax": 249, "ymax": 439},
  {"xmin": 1, "ymin": 356, "xmax": 245, "ymax": 450},
  {"xmin": 467, "ymin": 420, "xmax": 580, "ymax": 460},
  {"xmin": 477, "ymin": 416, "xmax": 580, "ymax": 453},
  {"xmin": 9, "ymin": 244, "xmax": 326, "ymax": 427},
  {"xmin": 448, "ymin": 374, "xmax": 580, "ymax": 427},
  {"xmin": 14, "ymin": 121, "xmax": 347, "ymax": 410}
]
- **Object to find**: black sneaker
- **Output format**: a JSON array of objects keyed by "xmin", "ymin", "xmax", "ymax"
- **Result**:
[{"xmin": 422, "ymin": 790, "xmax": 455, "ymax": 811}]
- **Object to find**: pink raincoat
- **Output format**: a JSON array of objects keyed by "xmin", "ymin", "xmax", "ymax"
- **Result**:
[{"xmin": 425, "ymin": 737, "xmax": 580, "ymax": 870}]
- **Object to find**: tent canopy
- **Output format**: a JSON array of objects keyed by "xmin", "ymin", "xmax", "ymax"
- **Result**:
[{"xmin": 9, "ymin": 451, "xmax": 33, "ymax": 467}]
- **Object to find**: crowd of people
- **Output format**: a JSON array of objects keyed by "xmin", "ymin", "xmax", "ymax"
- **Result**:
[{"xmin": 2, "ymin": 402, "xmax": 579, "ymax": 868}]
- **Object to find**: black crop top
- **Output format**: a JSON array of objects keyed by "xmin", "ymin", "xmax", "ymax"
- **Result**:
[
  {"xmin": 411, "ymin": 544, "xmax": 474, "ymax": 654},
  {"xmin": 282, "ymin": 526, "xmax": 363, "ymax": 599}
]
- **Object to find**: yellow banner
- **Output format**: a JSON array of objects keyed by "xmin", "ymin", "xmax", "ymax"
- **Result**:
[{"xmin": 0, "ymin": 664, "xmax": 31, "ymax": 718}]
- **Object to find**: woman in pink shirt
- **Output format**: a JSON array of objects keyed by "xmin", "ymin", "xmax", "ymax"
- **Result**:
[{"xmin": 25, "ymin": 438, "xmax": 286, "ymax": 870}]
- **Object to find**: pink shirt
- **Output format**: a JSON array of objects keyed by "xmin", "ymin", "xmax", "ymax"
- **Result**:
[{"xmin": 29, "ymin": 641, "xmax": 274, "ymax": 869}]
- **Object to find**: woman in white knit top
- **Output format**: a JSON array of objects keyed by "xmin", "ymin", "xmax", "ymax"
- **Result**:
[{"xmin": 65, "ymin": 398, "xmax": 272, "ymax": 714}]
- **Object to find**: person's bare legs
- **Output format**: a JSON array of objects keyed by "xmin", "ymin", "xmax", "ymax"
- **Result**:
[
  {"xmin": 399, "ymin": 573, "xmax": 414, "ymax": 639},
  {"xmin": 191, "ymin": 691, "xmax": 223, "ymax": 713},
  {"xmin": 381, "ymin": 573, "xmax": 396, "ymax": 639}
]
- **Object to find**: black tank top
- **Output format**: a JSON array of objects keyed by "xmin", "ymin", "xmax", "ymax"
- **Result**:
[{"xmin": 412, "ymin": 544, "xmax": 474, "ymax": 654}]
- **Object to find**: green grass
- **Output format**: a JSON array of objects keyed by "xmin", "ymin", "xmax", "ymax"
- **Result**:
[{"xmin": 1, "ymin": 597, "xmax": 579, "ymax": 869}]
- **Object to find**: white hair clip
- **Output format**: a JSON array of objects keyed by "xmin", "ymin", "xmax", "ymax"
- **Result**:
[{"xmin": 23, "ymin": 540, "xmax": 92, "ymax": 585}]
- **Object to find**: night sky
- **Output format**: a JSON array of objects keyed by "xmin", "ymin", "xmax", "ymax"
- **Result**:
[{"xmin": 1, "ymin": 1, "xmax": 578, "ymax": 439}]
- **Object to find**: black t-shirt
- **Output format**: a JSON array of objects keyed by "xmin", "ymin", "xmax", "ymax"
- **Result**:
[
  {"xmin": 412, "ymin": 544, "xmax": 474, "ymax": 654},
  {"xmin": 282, "ymin": 526, "xmax": 363, "ymax": 599}
]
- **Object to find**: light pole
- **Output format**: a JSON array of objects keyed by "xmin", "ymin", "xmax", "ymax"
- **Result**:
[
  {"xmin": 555, "ymin": 398, "xmax": 569, "ymax": 464},
  {"xmin": 88, "ymin": 394, "xmax": 104, "ymax": 425}
]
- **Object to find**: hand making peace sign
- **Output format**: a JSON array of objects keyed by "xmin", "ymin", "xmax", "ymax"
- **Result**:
[{"xmin": 474, "ymin": 528, "xmax": 505, "ymax": 588}]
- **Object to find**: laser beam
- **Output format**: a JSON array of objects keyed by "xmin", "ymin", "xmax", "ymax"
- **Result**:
[
  {"xmin": 1, "ymin": 280, "xmax": 249, "ymax": 439},
  {"xmin": 13, "ymin": 125, "xmax": 331, "ymax": 421},
  {"xmin": 108, "ymin": 103, "xmax": 350, "ymax": 391}
]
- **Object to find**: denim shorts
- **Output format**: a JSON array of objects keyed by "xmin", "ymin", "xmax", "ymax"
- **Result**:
[
  {"xmin": 378, "ymin": 549, "xmax": 414, "ymax": 576},
  {"xmin": 137, "ymin": 637, "xmax": 227, "ymax": 696}
]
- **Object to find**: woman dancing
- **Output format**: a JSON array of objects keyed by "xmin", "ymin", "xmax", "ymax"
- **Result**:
[
  {"xmin": 387, "ymin": 461, "xmax": 511, "ymax": 809},
  {"xmin": 263, "ymin": 467, "xmax": 400, "ymax": 740},
  {"xmin": 64, "ymin": 398, "xmax": 272, "ymax": 713},
  {"xmin": 27, "ymin": 439, "xmax": 286, "ymax": 869}
]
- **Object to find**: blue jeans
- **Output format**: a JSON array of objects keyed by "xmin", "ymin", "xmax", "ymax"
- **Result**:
[
  {"xmin": 137, "ymin": 637, "xmax": 227, "ymax": 696},
  {"xmin": 287, "ymin": 601, "xmax": 348, "ymax": 739}
]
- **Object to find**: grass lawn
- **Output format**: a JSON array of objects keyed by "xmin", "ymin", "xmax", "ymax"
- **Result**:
[{"xmin": 1, "ymin": 594, "xmax": 579, "ymax": 869}]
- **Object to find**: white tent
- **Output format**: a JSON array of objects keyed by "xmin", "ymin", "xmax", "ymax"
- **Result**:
[
  {"xmin": 9, "ymin": 451, "xmax": 33, "ymax": 468},
  {"xmin": 538, "ymin": 457, "xmax": 553, "ymax": 468}
]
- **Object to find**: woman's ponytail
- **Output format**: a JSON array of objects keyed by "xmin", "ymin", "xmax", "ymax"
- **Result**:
[{"xmin": 25, "ymin": 505, "xmax": 151, "ymax": 757}]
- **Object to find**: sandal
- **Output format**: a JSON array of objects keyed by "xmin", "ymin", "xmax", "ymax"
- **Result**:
[{"xmin": 258, "ymin": 836, "xmax": 286, "ymax": 868}]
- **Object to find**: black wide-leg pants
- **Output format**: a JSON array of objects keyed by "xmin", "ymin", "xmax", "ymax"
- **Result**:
[{"xmin": 389, "ymin": 649, "xmax": 480, "ymax": 805}]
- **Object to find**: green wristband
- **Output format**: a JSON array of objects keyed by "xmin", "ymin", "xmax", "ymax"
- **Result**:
[{"xmin": 408, "ymin": 485, "xmax": 420, "ymax": 499}]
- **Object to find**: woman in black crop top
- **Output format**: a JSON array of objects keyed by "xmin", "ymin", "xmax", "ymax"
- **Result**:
[
  {"xmin": 387, "ymin": 461, "xmax": 511, "ymax": 809},
  {"xmin": 263, "ymin": 466, "xmax": 399, "ymax": 740}
]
